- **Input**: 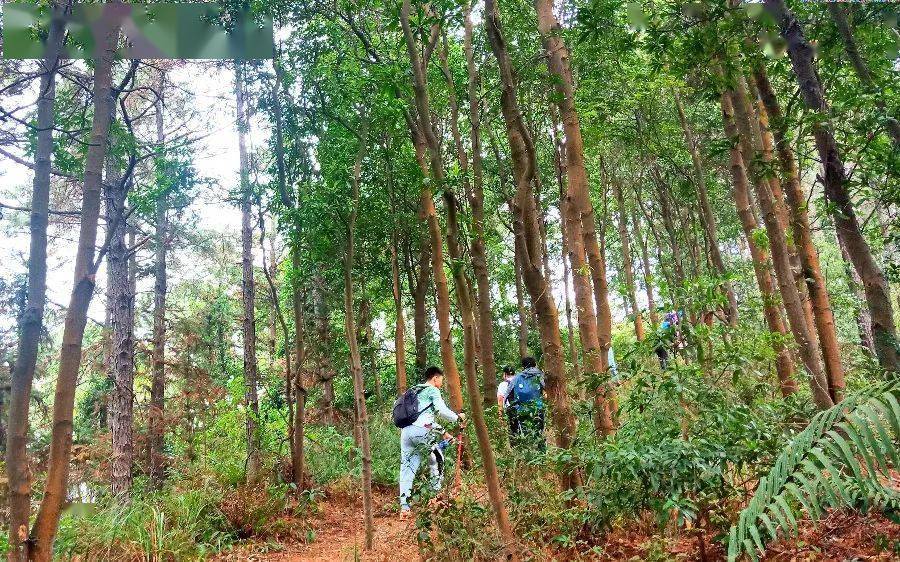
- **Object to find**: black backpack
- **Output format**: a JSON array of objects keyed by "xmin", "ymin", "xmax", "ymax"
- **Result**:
[{"xmin": 392, "ymin": 385, "xmax": 431, "ymax": 428}]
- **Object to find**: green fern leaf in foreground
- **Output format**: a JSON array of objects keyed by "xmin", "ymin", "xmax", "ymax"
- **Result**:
[{"xmin": 727, "ymin": 380, "xmax": 900, "ymax": 561}]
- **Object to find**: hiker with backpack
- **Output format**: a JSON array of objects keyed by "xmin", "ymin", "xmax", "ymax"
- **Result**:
[
  {"xmin": 503, "ymin": 357, "xmax": 546, "ymax": 451},
  {"xmin": 393, "ymin": 366, "xmax": 466, "ymax": 518}
]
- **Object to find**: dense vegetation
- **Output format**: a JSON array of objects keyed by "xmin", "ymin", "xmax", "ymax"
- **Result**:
[{"xmin": 1, "ymin": 0, "xmax": 898, "ymax": 560}]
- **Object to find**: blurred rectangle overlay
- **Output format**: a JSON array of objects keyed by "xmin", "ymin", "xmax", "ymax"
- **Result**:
[{"xmin": 3, "ymin": 3, "xmax": 273, "ymax": 59}]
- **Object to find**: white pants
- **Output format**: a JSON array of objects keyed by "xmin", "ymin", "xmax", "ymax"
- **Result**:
[{"xmin": 399, "ymin": 425, "xmax": 442, "ymax": 509}]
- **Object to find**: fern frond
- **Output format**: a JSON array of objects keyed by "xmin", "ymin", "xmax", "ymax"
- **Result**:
[{"xmin": 726, "ymin": 380, "xmax": 900, "ymax": 561}]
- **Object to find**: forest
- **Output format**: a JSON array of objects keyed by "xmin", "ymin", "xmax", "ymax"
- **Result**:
[{"xmin": 0, "ymin": 0, "xmax": 899, "ymax": 560}]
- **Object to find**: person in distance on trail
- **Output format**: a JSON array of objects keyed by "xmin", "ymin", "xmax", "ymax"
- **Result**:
[
  {"xmin": 496, "ymin": 365, "xmax": 520, "ymax": 434},
  {"xmin": 393, "ymin": 365, "xmax": 466, "ymax": 519},
  {"xmin": 503, "ymin": 356, "xmax": 546, "ymax": 451}
]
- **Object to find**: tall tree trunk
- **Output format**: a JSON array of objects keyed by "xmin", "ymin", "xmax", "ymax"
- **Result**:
[
  {"xmin": 840, "ymin": 235, "xmax": 876, "ymax": 354},
  {"xmin": 390, "ymin": 240, "xmax": 408, "ymax": 394},
  {"xmin": 342, "ymin": 117, "xmax": 374, "ymax": 549},
  {"xmin": 552, "ymin": 111, "xmax": 581, "ymax": 378},
  {"xmin": 400, "ymin": 0, "xmax": 465, "ymax": 410},
  {"xmin": 765, "ymin": 0, "xmax": 900, "ymax": 374},
  {"xmin": 290, "ymin": 248, "xmax": 307, "ymax": 488},
  {"xmin": 752, "ymin": 65, "xmax": 846, "ymax": 401},
  {"xmin": 385, "ymin": 142, "xmax": 409, "ymax": 395},
  {"xmin": 721, "ymin": 92, "xmax": 799, "ymax": 398},
  {"xmin": 6, "ymin": 2, "xmax": 68, "ymax": 556},
  {"xmin": 632, "ymin": 205, "xmax": 659, "ymax": 327},
  {"xmin": 236, "ymin": 61, "xmax": 261, "ymax": 480},
  {"xmin": 313, "ymin": 273, "xmax": 334, "ymax": 426},
  {"xmin": 514, "ymin": 243, "xmax": 530, "ymax": 358},
  {"xmin": 673, "ymin": 90, "xmax": 738, "ymax": 327},
  {"xmin": 485, "ymin": 0, "xmax": 581, "ymax": 489},
  {"xmin": 410, "ymin": 236, "xmax": 431, "ymax": 374},
  {"xmin": 149, "ymin": 68, "xmax": 168, "ymax": 490},
  {"xmin": 463, "ymin": 3, "xmax": 499, "ymax": 406},
  {"xmin": 105, "ymin": 145, "xmax": 135, "ymax": 500},
  {"xmin": 729, "ymin": 76, "xmax": 833, "ymax": 408},
  {"xmin": 826, "ymin": 3, "xmax": 900, "ymax": 146},
  {"xmin": 613, "ymin": 180, "xmax": 644, "ymax": 340},
  {"xmin": 30, "ymin": 19, "xmax": 122, "ymax": 559},
  {"xmin": 532, "ymin": 0, "xmax": 616, "ymax": 433}
]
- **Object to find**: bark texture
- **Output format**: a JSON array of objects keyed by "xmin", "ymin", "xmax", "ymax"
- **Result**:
[
  {"xmin": 729, "ymin": 77, "xmax": 832, "ymax": 408},
  {"xmin": 752, "ymin": 65, "xmax": 845, "ymax": 401},
  {"xmin": 721, "ymin": 92, "xmax": 798, "ymax": 397},
  {"xmin": 105, "ymin": 149, "xmax": 136, "ymax": 500},
  {"xmin": 31, "ymin": 18, "xmax": 121, "ymax": 559},
  {"xmin": 485, "ymin": 0, "xmax": 580, "ymax": 489},
  {"xmin": 6, "ymin": 3, "xmax": 69, "ymax": 555},
  {"xmin": 765, "ymin": 0, "xmax": 899, "ymax": 374},
  {"xmin": 235, "ymin": 61, "xmax": 261, "ymax": 480},
  {"xmin": 149, "ymin": 68, "xmax": 168, "ymax": 489}
]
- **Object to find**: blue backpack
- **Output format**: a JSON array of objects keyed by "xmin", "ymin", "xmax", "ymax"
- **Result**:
[{"xmin": 510, "ymin": 370, "xmax": 544, "ymax": 407}]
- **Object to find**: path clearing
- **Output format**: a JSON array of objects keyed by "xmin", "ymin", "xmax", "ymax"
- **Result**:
[{"xmin": 262, "ymin": 488, "xmax": 419, "ymax": 562}]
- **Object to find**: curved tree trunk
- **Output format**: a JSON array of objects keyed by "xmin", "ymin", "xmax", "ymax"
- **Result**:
[
  {"xmin": 765, "ymin": 0, "xmax": 899, "ymax": 374},
  {"xmin": 485, "ymin": 0, "xmax": 581, "ymax": 490},
  {"xmin": 533, "ymin": 0, "xmax": 616, "ymax": 433},
  {"xmin": 5, "ymin": 3, "xmax": 69, "ymax": 556},
  {"xmin": 30, "ymin": 18, "xmax": 122, "ymax": 559},
  {"xmin": 752, "ymin": 64, "xmax": 846, "ymax": 401},
  {"xmin": 400, "ymin": 0, "xmax": 465, "ymax": 410},
  {"xmin": 463, "ymin": 3, "xmax": 500, "ymax": 406},
  {"xmin": 673, "ymin": 89, "xmax": 738, "ymax": 327},
  {"xmin": 613, "ymin": 179, "xmax": 644, "ymax": 340},
  {"xmin": 720, "ymin": 92, "xmax": 797, "ymax": 397},
  {"xmin": 342, "ymin": 116, "xmax": 374, "ymax": 548},
  {"xmin": 632, "ymin": 205, "xmax": 659, "ymax": 327},
  {"xmin": 827, "ymin": 3, "xmax": 900, "ymax": 147},
  {"xmin": 729, "ymin": 76, "xmax": 832, "ymax": 409}
]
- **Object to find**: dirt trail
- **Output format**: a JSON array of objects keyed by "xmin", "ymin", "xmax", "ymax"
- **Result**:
[{"xmin": 262, "ymin": 488, "xmax": 420, "ymax": 562}]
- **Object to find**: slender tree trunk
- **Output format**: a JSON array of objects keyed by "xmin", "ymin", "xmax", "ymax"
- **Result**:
[
  {"xmin": 235, "ymin": 61, "xmax": 262, "ymax": 481},
  {"xmin": 753, "ymin": 65, "xmax": 846, "ymax": 401},
  {"xmin": 391, "ymin": 240, "xmax": 408, "ymax": 394},
  {"xmin": 673, "ymin": 89, "xmax": 738, "ymax": 327},
  {"xmin": 411, "ymin": 236, "xmax": 431, "ymax": 374},
  {"xmin": 342, "ymin": 117, "xmax": 374, "ymax": 549},
  {"xmin": 632, "ymin": 206, "xmax": 659, "ymax": 327},
  {"xmin": 312, "ymin": 273, "xmax": 334, "ymax": 426},
  {"xmin": 613, "ymin": 180, "xmax": 644, "ymax": 340},
  {"xmin": 149, "ymin": 69, "xmax": 168, "ymax": 489},
  {"xmin": 485, "ymin": 0, "xmax": 581, "ymax": 489},
  {"xmin": 532, "ymin": 0, "xmax": 616, "ymax": 433},
  {"xmin": 463, "ymin": 3, "xmax": 499, "ymax": 406},
  {"xmin": 839, "ymin": 235, "xmax": 876, "ymax": 354},
  {"xmin": 105, "ymin": 145, "xmax": 135, "ymax": 500},
  {"xmin": 514, "ymin": 244, "xmax": 530, "ymax": 358},
  {"xmin": 766, "ymin": 0, "xmax": 899, "ymax": 374},
  {"xmin": 6, "ymin": 2, "xmax": 68, "ymax": 556},
  {"xmin": 721, "ymin": 92, "xmax": 799, "ymax": 398},
  {"xmin": 31, "ymin": 18, "xmax": 121, "ymax": 559},
  {"xmin": 729, "ymin": 76, "xmax": 833, "ymax": 408},
  {"xmin": 290, "ymin": 248, "xmax": 307, "ymax": 488},
  {"xmin": 826, "ymin": 3, "xmax": 900, "ymax": 146},
  {"xmin": 400, "ymin": 0, "xmax": 465, "ymax": 410},
  {"xmin": 553, "ymin": 111, "xmax": 581, "ymax": 378}
]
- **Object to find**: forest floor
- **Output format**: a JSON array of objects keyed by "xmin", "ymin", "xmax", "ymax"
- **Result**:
[
  {"xmin": 213, "ymin": 484, "xmax": 900, "ymax": 561},
  {"xmin": 215, "ymin": 485, "xmax": 418, "ymax": 562}
]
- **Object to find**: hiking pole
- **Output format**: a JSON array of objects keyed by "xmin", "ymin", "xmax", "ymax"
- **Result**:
[{"xmin": 452, "ymin": 420, "xmax": 466, "ymax": 497}]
